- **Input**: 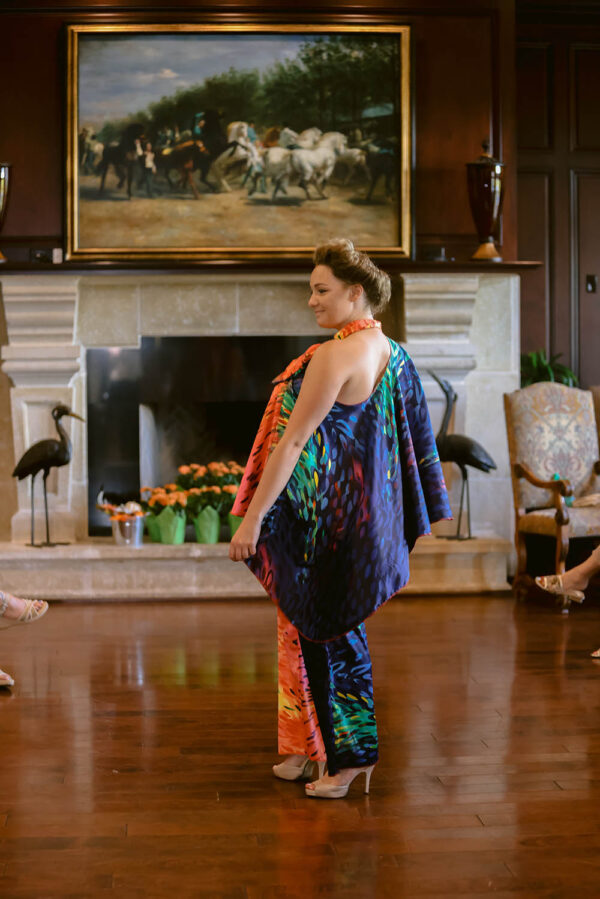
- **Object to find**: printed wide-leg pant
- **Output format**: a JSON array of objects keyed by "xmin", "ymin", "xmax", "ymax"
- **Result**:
[{"xmin": 276, "ymin": 609, "xmax": 378, "ymax": 776}]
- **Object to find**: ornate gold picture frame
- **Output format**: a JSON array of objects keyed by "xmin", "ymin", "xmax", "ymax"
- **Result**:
[{"xmin": 66, "ymin": 23, "xmax": 412, "ymax": 262}]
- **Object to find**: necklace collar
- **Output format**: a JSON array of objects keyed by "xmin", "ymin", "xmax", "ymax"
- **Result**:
[{"xmin": 334, "ymin": 319, "xmax": 382, "ymax": 341}]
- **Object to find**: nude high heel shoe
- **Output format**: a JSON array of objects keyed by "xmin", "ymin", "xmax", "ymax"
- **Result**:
[
  {"xmin": 305, "ymin": 765, "xmax": 375, "ymax": 799},
  {"xmin": 273, "ymin": 757, "xmax": 326, "ymax": 781}
]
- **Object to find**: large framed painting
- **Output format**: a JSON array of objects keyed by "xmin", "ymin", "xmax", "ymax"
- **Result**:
[{"xmin": 66, "ymin": 23, "xmax": 412, "ymax": 262}]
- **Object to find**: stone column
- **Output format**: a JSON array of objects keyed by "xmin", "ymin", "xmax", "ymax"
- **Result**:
[
  {"xmin": 465, "ymin": 273, "xmax": 520, "ymax": 541},
  {"xmin": 0, "ymin": 275, "xmax": 86, "ymax": 543},
  {"xmin": 401, "ymin": 273, "xmax": 519, "ymax": 541},
  {"xmin": 402, "ymin": 274, "xmax": 478, "ymax": 436}
]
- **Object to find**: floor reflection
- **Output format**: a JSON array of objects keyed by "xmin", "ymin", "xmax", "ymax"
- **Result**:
[{"xmin": 2, "ymin": 596, "xmax": 600, "ymax": 894}]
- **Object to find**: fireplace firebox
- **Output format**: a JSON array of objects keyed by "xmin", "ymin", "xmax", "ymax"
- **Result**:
[{"xmin": 86, "ymin": 335, "xmax": 326, "ymax": 534}]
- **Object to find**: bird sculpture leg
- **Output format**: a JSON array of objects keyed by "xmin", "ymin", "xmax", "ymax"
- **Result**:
[
  {"xmin": 29, "ymin": 474, "xmax": 36, "ymax": 547},
  {"xmin": 466, "ymin": 471, "xmax": 472, "ymax": 540},
  {"xmin": 456, "ymin": 468, "xmax": 466, "ymax": 538},
  {"xmin": 42, "ymin": 470, "xmax": 51, "ymax": 546}
]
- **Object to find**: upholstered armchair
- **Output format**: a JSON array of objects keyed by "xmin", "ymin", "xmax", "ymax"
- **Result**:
[
  {"xmin": 591, "ymin": 386, "xmax": 600, "ymax": 434},
  {"xmin": 504, "ymin": 382, "xmax": 600, "ymax": 605}
]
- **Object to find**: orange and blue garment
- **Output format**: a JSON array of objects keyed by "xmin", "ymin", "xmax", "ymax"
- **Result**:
[{"xmin": 232, "ymin": 321, "xmax": 451, "ymax": 643}]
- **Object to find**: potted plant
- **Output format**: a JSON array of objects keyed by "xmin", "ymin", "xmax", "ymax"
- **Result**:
[
  {"xmin": 186, "ymin": 486, "xmax": 223, "ymax": 544},
  {"xmin": 521, "ymin": 350, "xmax": 578, "ymax": 387},
  {"xmin": 221, "ymin": 484, "xmax": 242, "ymax": 537},
  {"xmin": 177, "ymin": 460, "xmax": 246, "ymax": 541},
  {"xmin": 97, "ymin": 498, "xmax": 145, "ymax": 546},
  {"xmin": 140, "ymin": 486, "xmax": 162, "ymax": 542},
  {"xmin": 147, "ymin": 487, "xmax": 188, "ymax": 544}
]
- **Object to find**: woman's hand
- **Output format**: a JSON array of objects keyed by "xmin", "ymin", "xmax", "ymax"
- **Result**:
[{"xmin": 229, "ymin": 514, "xmax": 261, "ymax": 561}]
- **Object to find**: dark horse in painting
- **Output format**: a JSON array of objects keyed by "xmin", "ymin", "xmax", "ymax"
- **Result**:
[
  {"xmin": 365, "ymin": 139, "xmax": 397, "ymax": 201},
  {"xmin": 155, "ymin": 110, "xmax": 244, "ymax": 197},
  {"xmin": 155, "ymin": 141, "xmax": 214, "ymax": 198},
  {"xmin": 98, "ymin": 123, "xmax": 145, "ymax": 198}
]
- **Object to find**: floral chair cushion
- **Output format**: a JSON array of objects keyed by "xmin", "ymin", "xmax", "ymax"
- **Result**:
[
  {"xmin": 504, "ymin": 382, "xmax": 600, "ymax": 510},
  {"xmin": 518, "ymin": 506, "xmax": 600, "ymax": 538}
]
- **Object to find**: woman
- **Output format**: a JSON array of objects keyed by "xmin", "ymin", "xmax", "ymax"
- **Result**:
[
  {"xmin": 0, "ymin": 590, "xmax": 49, "ymax": 687},
  {"xmin": 230, "ymin": 239, "xmax": 451, "ymax": 798},
  {"xmin": 537, "ymin": 545, "xmax": 600, "ymax": 656}
]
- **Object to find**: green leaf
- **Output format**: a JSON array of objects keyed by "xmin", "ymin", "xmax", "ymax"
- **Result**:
[{"xmin": 520, "ymin": 348, "xmax": 578, "ymax": 387}]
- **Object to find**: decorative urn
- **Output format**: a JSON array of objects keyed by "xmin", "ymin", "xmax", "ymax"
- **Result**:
[{"xmin": 465, "ymin": 141, "xmax": 505, "ymax": 262}]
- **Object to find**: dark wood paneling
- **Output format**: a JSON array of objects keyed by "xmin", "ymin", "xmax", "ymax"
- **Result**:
[
  {"xmin": 517, "ymin": 170, "xmax": 551, "ymax": 353},
  {"xmin": 0, "ymin": 2, "xmax": 517, "ymax": 262},
  {"xmin": 0, "ymin": 16, "xmax": 64, "ymax": 238},
  {"xmin": 414, "ymin": 15, "xmax": 494, "ymax": 242},
  {"xmin": 518, "ymin": 16, "xmax": 600, "ymax": 378},
  {"xmin": 574, "ymin": 171, "xmax": 600, "ymax": 387},
  {"xmin": 516, "ymin": 44, "xmax": 552, "ymax": 149},
  {"xmin": 518, "ymin": 1, "xmax": 600, "ymax": 26},
  {"xmin": 571, "ymin": 44, "xmax": 600, "ymax": 151}
]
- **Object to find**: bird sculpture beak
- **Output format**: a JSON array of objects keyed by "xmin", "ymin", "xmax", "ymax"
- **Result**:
[{"xmin": 69, "ymin": 412, "xmax": 85, "ymax": 422}]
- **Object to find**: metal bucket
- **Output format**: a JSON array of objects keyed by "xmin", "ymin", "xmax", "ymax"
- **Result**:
[{"xmin": 111, "ymin": 516, "xmax": 144, "ymax": 547}]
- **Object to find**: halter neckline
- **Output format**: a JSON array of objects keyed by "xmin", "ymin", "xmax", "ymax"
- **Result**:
[{"xmin": 334, "ymin": 319, "xmax": 382, "ymax": 340}]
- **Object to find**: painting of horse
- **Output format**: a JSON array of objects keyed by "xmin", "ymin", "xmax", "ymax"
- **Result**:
[{"xmin": 67, "ymin": 23, "xmax": 412, "ymax": 260}]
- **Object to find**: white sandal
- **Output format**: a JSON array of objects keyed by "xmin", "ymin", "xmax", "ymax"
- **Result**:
[
  {"xmin": 0, "ymin": 591, "xmax": 49, "ymax": 629},
  {"xmin": 535, "ymin": 575, "xmax": 585, "ymax": 604},
  {"xmin": 0, "ymin": 669, "xmax": 15, "ymax": 687}
]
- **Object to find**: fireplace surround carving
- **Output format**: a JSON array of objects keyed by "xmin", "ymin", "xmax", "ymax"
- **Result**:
[{"xmin": 0, "ymin": 270, "xmax": 519, "ymax": 548}]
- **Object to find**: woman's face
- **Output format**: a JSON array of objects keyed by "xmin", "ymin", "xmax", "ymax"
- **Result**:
[{"xmin": 308, "ymin": 264, "xmax": 367, "ymax": 329}]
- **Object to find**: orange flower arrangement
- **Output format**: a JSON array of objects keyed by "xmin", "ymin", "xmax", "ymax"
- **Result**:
[
  {"xmin": 141, "ymin": 460, "xmax": 245, "ymax": 524},
  {"xmin": 110, "ymin": 512, "xmax": 144, "ymax": 521},
  {"xmin": 148, "ymin": 490, "xmax": 187, "ymax": 513},
  {"xmin": 221, "ymin": 483, "xmax": 239, "ymax": 516},
  {"xmin": 176, "ymin": 459, "xmax": 245, "ymax": 494},
  {"xmin": 186, "ymin": 484, "xmax": 223, "ymax": 516},
  {"xmin": 97, "ymin": 497, "xmax": 144, "ymax": 521}
]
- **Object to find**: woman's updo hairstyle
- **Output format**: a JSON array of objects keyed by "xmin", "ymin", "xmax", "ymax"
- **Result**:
[{"xmin": 312, "ymin": 238, "xmax": 391, "ymax": 315}]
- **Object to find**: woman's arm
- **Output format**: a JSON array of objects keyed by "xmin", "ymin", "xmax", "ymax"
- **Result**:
[{"xmin": 229, "ymin": 342, "xmax": 351, "ymax": 561}]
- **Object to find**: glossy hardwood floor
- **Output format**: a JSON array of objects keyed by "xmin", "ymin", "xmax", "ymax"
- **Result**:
[{"xmin": 2, "ymin": 594, "xmax": 600, "ymax": 898}]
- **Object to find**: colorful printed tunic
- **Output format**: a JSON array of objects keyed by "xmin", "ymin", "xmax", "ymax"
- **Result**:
[{"xmin": 232, "ymin": 319, "xmax": 451, "ymax": 773}]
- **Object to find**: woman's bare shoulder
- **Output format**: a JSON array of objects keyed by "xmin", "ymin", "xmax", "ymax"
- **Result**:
[{"xmin": 305, "ymin": 337, "xmax": 356, "ymax": 374}]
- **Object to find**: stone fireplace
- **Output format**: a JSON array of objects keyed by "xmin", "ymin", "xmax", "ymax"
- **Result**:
[
  {"xmin": 0, "ymin": 268, "xmax": 518, "ymax": 597},
  {"xmin": 86, "ymin": 334, "xmax": 327, "ymax": 534}
]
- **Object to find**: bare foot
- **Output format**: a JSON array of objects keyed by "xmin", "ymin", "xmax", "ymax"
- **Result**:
[
  {"xmin": 559, "ymin": 567, "xmax": 590, "ymax": 592},
  {"xmin": 0, "ymin": 593, "xmax": 46, "ymax": 621},
  {"xmin": 282, "ymin": 754, "xmax": 307, "ymax": 768}
]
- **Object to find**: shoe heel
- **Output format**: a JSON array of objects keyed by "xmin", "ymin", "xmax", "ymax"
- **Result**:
[
  {"xmin": 364, "ymin": 765, "xmax": 375, "ymax": 794},
  {"xmin": 308, "ymin": 760, "xmax": 326, "ymax": 779}
]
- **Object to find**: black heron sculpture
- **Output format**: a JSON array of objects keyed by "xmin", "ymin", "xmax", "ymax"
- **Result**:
[
  {"xmin": 12, "ymin": 403, "xmax": 85, "ymax": 547},
  {"xmin": 428, "ymin": 370, "xmax": 496, "ymax": 539}
]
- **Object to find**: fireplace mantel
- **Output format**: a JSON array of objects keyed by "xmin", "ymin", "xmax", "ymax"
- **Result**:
[
  {"xmin": 0, "ymin": 260, "xmax": 539, "ymax": 274},
  {"xmin": 0, "ymin": 268, "xmax": 519, "ymax": 593}
]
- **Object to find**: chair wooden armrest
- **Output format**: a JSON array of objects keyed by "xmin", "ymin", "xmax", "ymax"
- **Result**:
[
  {"xmin": 513, "ymin": 462, "xmax": 573, "ymax": 497},
  {"xmin": 513, "ymin": 462, "xmax": 570, "ymax": 526},
  {"xmin": 594, "ymin": 460, "xmax": 600, "ymax": 476}
]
